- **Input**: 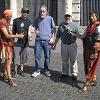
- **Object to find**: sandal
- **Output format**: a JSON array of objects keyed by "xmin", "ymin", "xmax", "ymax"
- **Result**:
[
  {"xmin": 78, "ymin": 81, "xmax": 90, "ymax": 92},
  {"xmin": 89, "ymin": 81, "xmax": 97, "ymax": 86},
  {"xmin": 8, "ymin": 79, "xmax": 17, "ymax": 87},
  {"xmin": 78, "ymin": 86, "xmax": 88, "ymax": 92}
]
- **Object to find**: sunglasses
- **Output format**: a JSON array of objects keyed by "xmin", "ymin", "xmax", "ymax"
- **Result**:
[{"xmin": 22, "ymin": 11, "xmax": 29, "ymax": 14}]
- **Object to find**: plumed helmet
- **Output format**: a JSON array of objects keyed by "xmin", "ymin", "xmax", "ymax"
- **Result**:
[{"xmin": 3, "ymin": 10, "xmax": 12, "ymax": 17}]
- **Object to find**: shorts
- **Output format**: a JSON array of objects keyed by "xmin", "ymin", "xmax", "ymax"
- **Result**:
[{"xmin": 13, "ymin": 46, "xmax": 28, "ymax": 65}]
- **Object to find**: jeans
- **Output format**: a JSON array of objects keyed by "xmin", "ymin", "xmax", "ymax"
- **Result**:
[{"xmin": 34, "ymin": 40, "xmax": 51, "ymax": 72}]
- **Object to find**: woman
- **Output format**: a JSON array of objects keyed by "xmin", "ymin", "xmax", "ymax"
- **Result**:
[
  {"xmin": 79, "ymin": 11, "xmax": 100, "ymax": 92},
  {"xmin": 0, "ymin": 10, "xmax": 24, "ymax": 86}
]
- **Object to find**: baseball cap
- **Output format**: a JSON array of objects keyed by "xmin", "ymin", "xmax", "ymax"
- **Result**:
[
  {"xmin": 64, "ymin": 12, "xmax": 72, "ymax": 17},
  {"xmin": 21, "ymin": 7, "xmax": 29, "ymax": 13}
]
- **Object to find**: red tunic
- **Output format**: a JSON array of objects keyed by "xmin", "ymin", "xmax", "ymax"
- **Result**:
[
  {"xmin": 83, "ymin": 21, "xmax": 100, "ymax": 80},
  {"xmin": 0, "ymin": 18, "xmax": 13, "ymax": 57}
]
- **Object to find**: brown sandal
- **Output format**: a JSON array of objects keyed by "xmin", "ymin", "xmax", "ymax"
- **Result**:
[
  {"xmin": 89, "ymin": 81, "xmax": 97, "ymax": 86},
  {"xmin": 8, "ymin": 79, "xmax": 17, "ymax": 87},
  {"xmin": 78, "ymin": 86, "xmax": 88, "ymax": 92},
  {"xmin": 78, "ymin": 81, "xmax": 90, "ymax": 92}
]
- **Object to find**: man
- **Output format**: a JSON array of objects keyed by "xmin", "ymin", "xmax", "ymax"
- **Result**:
[
  {"xmin": 13, "ymin": 8, "xmax": 32, "ymax": 77},
  {"xmin": 53, "ymin": 13, "xmax": 81, "ymax": 80},
  {"xmin": 31, "ymin": 6, "xmax": 55, "ymax": 77}
]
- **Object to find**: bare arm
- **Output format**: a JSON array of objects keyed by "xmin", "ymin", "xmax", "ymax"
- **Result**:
[
  {"xmin": 52, "ymin": 37, "xmax": 59, "ymax": 50},
  {"xmin": 49, "ymin": 26, "xmax": 58, "ymax": 44},
  {"xmin": 1, "ymin": 27, "xmax": 24, "ymax": 39},
  {"xmin": 28, "ymin": 25, "xmax": 35, "ymax": 41},
  {"xmin": 28, "ymin": 25, "xmax": 35, "ymax": 37}
]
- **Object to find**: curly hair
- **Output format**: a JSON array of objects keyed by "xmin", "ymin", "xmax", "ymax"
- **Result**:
[{"xmin": 89, "ymin": 11, "xmax": 99, "ymax": 21}]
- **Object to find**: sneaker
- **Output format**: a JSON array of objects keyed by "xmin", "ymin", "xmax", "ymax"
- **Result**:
[
  {"xmin": 44, "ymin": 71, "xmax": 51, "ymax": 77},
  {"xmin": 31, "ymin": 72, "xmax": 40, "ymax": 77},
  {"xmin": 60, "ymin": 74, "xmax": 69, "ymax": 79},
  {"xmin": 19, "ymin": 70, "xmax": 25, "ymax": 77},
  {"xmin": 11, "ymin": 71, "xmax": 17, "ymax": 79},
  {"xmin": 72, "ymin": 76, "xmax": 77, "ymax": 81}
]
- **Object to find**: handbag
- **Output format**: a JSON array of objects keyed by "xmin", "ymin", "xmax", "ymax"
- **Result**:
[{"xmin": 8, "ymin": 41, "xmax": 14, "ymax": 46}]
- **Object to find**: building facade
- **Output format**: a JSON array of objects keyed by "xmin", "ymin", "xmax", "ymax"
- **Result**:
[{"xmin": 0, "ymin": 0, "xmax": 100, "ymax": 26}]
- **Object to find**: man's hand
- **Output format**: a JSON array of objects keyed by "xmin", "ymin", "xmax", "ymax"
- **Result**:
[
  {"xmin": 28, "ymin": 25, "xmax": 34, "ymax": 40},
  {"xmin": 35, "ymin": 30, "xmax": 39, "ymax": 35},
  {"xmin": 18, "ymin": 33, "xmax": 24, "ymax": 39},
  {"xmin": 28, "ymin": 36, "xmax": 32, "ymax": 41},
  {"xmin": 51, "ymin": 43, "xmax": 57, "ymax": 50}
]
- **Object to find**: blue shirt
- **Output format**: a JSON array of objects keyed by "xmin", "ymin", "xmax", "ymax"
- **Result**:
[
  {"xmin": 56, "ymin": 22, "xmax": 81, "ymax": 44},
  {"xmin": 33, "ymin": 16, "xmax": 55, "ymax": 40}
]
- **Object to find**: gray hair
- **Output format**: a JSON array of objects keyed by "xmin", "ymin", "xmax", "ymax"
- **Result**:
[{"xmin": 40, "ymin": 5, "xmax": 47, "ymax": 11}]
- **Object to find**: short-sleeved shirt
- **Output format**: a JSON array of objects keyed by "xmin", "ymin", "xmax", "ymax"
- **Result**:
[
  {"xmin": 56, "ymin": 22, "xmax": 81, "ymax": 44},
  {"xmin": 13, "ymin": 17, "xmax": 31, "ymax": 47},
  {"xmin": 33, "ymin": 16, "xmax": 55, "ymax": 40}
]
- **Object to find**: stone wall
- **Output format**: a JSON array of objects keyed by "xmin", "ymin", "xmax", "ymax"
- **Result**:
[
  {"xmin": 72, "ymin": 0, "xmax": 80, "ymax": 25},
  {"xmin": 16, "ymin": 0, "xmax": 23, "ymax": 17},
  {"xmin": 15, "ymin": 0, "xmax": 81, "ymax": 25},
  {"xmin": 57, "ymin": 0, "xmax": 80, "ymax": 25}
]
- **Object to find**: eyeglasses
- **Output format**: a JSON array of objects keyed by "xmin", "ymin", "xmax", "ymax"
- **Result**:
[{"xmin": 40, "ymin": 10, "xmax": 47, "ymax": 13}]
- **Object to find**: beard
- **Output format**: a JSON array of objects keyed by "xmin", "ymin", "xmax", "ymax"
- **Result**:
[
  {"xmin": 41, "ymin": 15, "xmax": 46, "ymax": 19},
  {"xmin": 66, "ymin": 19, "xmax": 72, "ymax": 23}
]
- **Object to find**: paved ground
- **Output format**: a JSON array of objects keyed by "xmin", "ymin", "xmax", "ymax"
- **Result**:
[{"xmin": 0, "ymin": 27, "xmax": 100, "ymax": 100}]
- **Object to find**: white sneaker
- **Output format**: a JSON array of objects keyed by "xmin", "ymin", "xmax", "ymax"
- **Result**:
[{"xmin": 31, "ymin": 72, "xmax": 40, "ymax": 77}]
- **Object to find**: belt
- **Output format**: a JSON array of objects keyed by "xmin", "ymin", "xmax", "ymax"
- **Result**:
[{"xmin": 63, "ymin": 41, "xmax": 75, "ymax": 45}]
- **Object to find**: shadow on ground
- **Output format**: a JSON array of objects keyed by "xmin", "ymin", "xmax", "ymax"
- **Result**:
[
  {"xmin": 50, "ymin": 70, "xmax": 84, "ymax": 88},
  {"xmin": 23, "ymin": 65, "xmax": 84, "ymax": 89},
  {"xmin": 0, "ymin": 63, "xmax": 84, "ymax": 90}
]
